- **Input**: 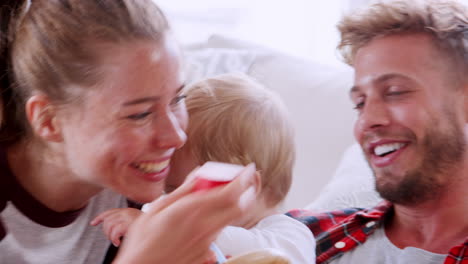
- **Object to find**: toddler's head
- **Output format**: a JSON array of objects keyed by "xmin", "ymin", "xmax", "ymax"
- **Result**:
[{"xmin": 167, "ymin": 73, "xmax": 295, "ymax": 210}]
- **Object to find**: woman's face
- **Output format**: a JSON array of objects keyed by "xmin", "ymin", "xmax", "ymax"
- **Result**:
[{"xmin": 58, "ymin": 36, "xmax": 188, "ymax": 203}]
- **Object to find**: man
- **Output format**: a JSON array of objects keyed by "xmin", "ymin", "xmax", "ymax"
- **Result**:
[{"xmin": 288, "ymin": 0, "xmax": 468, "ymax": 263}]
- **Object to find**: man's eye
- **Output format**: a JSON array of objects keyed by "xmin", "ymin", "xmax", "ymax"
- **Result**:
[
  {"xmin": 387, "ymin": 91, "xmax": 409, "ymax": 96},
  {"xmin": 171, "ymin": 95, "xmax": 187, "ymax": 105},
  {"xmin": 126, "ymin": 112, "xmax": 151, "ymax": 120}
]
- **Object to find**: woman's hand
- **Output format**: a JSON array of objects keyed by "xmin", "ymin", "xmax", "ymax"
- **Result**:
[{"xmin": 113, "ymin": 163, "xmax": 257, "ymax": 264}]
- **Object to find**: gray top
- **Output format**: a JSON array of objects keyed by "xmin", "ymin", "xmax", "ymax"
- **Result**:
[
  {"xmin": 0, "ymin": 189, "xmax": 127, "ymax": 264},
  {"xmin": 331, "ymin": 226, "xmax": 447, "ymax": 264}
]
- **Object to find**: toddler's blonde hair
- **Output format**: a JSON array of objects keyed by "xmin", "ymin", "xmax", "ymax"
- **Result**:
[{"xmin": 185, "ymin": 73, "xmax": 295, "ymax": 207}]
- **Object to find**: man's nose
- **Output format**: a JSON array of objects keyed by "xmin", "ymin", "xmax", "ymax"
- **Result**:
[{"xmin": 355, "ymin": 96, "xmax": 391, "ymax": 134}]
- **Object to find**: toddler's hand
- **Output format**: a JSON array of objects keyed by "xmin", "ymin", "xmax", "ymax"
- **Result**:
[{"xmin": 90, "ymin": 208, "xmax": 142, "ymax": 247}]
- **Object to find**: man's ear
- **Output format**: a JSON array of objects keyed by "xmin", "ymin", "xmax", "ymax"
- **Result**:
[{"xmin": 25, "ymin": 94, "xmax": 63, "ymax": 142}]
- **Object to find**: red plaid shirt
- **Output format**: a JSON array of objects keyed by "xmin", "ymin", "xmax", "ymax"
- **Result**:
[{"xmin": 287, "ymin": 201, "xmax": 468, "ymax": 264}]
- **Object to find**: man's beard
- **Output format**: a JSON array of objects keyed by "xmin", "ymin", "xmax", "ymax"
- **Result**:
[{"xmin": 371, "ymin": 113, "xmax": 466, "ymax": 206}]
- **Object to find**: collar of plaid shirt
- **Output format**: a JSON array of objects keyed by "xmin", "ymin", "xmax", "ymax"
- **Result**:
[{"xmin": 287, "ymin": 201, "xmax": 468, "ymax": 264}]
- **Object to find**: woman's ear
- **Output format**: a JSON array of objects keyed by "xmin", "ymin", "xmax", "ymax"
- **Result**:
[
  {"xmin": 0, "ymin": 97, "xmax": 3, "ymax": 126},
  {"xmin": 464, "ymin": 86, "xmax": 468, "ymax": 122},
  {"xmin": 254, "ymin": 171, "xmax": 262, "ymax": 195},
  {"xmin": 25, "ymin": 94, "xmax": 63, "ymax": 142}
]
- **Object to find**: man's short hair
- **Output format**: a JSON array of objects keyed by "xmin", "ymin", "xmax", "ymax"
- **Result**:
[
  {"xmin": 338, "ymin": 0, "xmax": 468, "ymax": 85},
  {"xmin": 185, "ymin": 73, "xmax": 295, "ymax": 207}
]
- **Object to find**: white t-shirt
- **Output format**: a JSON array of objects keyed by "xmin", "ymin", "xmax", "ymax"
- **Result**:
[
  {"xmin": 215, "ymin": 214, "xmax": 316, "ymax": 264},
  {"xmin": 331, "ymin": 226, "xmax": 447, "ymax": 264}
]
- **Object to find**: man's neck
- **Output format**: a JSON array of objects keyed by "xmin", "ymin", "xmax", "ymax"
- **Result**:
[{"xmin": 385, "ymin": 176, "xmax": 468, "ymax": 253}]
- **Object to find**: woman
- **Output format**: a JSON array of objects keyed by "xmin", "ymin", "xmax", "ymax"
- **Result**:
[{"xmin": 0, "ymin": 0, "xmax": 256, "ymax": 263}]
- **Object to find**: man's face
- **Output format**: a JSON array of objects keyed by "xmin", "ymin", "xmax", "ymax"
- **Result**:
[{"xmin": 351, "ymin": 33, "xmax": 467, "ymax": 205}]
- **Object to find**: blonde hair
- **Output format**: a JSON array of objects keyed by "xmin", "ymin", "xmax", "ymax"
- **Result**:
[
  {"xmin": 185, "ymin": 73, "xmax": 295, "ymax": 207},
  {"xmin": 338, "ymin": 0, "xmax": 467, "ymax": 83},
  {"xmin": 0, "ymin": 0, "xmax": 169, "ymax": 145}
]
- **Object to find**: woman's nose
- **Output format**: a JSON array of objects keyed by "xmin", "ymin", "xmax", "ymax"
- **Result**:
[{"xmin": 151, "ymin": 111, "xmax": 187, "ymax": 150}]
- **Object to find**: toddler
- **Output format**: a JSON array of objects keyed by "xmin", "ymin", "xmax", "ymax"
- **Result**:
[{"xmin": 92, "ymin": 73, "xmax": 316, "ymax": 264}]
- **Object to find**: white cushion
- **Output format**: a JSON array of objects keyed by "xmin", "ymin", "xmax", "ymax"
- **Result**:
[
  {"xmin": 183, "ymin": 35, "xmax": 357, "ymax": 210},
  {"xmin": 184, "ymin": 48, "xmax": 257, "ymax": 84},
  {"xmin": 305, "ymin": 143, "xmax": 382, "ymax": 211}
]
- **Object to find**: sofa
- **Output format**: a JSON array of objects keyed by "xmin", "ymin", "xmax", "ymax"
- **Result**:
[{"xmin": 183, "ymin": 35, "xmax": 382, "ymax": 211}]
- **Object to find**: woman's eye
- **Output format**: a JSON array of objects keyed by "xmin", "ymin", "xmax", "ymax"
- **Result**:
[
  {"xmin": 126, "ymin": 112, "xmax": 151, "ymax": 120},
  {"xmin": 352, "ymin": 97, "xmax": 365, "ymax": 110},
  {"xmin": 171, "ymin": 95, "xmax": 187, "ymax": 105},
  {"xmin": 353, "ymin": 102, "xmax": 364, "ymax": 110}
]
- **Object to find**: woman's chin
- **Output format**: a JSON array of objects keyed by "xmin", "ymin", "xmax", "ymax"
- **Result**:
[{"xmin": 123, "ymin": 185, "xmax": 165, "ymax": 204}]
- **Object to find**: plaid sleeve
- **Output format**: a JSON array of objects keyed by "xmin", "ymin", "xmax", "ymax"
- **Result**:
[
  {"xmin": 444, "ymin": 239, "xmax": 468, "ymax": 264},
  {"xmin": 286, "ymin": 208, "xmax": 362, "ymax": 236},
  {"xmin": 287, "ymin": 203, "xmax": 390, "ymax": 264},
  {"xmin": 287, "ymin": 208, "xmax": 365, "ymax": 262}
]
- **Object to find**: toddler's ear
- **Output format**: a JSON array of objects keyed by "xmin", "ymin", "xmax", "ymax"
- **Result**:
[
  {"xmin": 164, "ymin": 166, "xmax": 201, "ymax": 193},
  {"xmin": 25, "ymin": 94, "xmax": 63, "ymax": 142},
  {"xmin": 184, "ymin": 166, "xmax": 201, "ymax": 182}
]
